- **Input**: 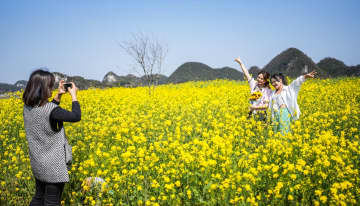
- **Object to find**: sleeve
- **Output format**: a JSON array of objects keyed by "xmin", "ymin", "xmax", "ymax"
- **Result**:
[
  {"xmin": 248, "ymin": 78, "xmax": 257, "ymax": 92},
  {"xmin": 51, "ymin": 99, "xmax": 60, "ymax": 105},
  {"xmin": 50, "ymin": 101, "xmax": 81, "ymax": 123},
  {"xmin": 289, "ymin": 75, "xmax": 306, "ymax": 94}
]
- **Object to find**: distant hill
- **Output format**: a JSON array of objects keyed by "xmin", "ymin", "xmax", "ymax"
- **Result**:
[
  {"xmin": 248, "ymin": 66, "xmax": 261, "ymax": 77},
  {"xmin": 167, "ymin": 62, "xmax": 244, "ymax": 83},
  {"xmin": 317, "ymin": 58, "xmax": 360, "ymax": 77},
  {"xmin": 346, "ymin": 65, "xmax": 360, "ymax": 77},
  {"xmin": 102, "ymin": 71, "xmax": 120, "ymax": 84},
  {"xmin": 0, "ymin": 80, "xmax": 28, "ymax": 94},
  {"xmin": 167, "ymin": 62, "xmax": 216, "ymax": 83},
  {"xmin": 103, "ymin": 72, "xmax": 168, "ymax": 87},
  {"xmin": 0, "ymin": 71, "xmax": 168, "ymax": 94},
  {"xmin": 317, "ymin": 58, "xmax": 347, "ymax": 77},
  {"xmin": 0, "ymin": 83, "xmax": 19, "ymax": 94},
  {"xmin": 103, "ymin": 72, "xmax": 140, "ymax": 87},
  {"xmin": 214, "ymin": 67, "xmax": 245, "ymax": 80},
  {"xmin": 53, "ymin": 72, "xmax": 105, "ymax": 90},
  {"xmin": 1, "ymin": 47, "xmax": 360, "ymax": 94},
  {"xmin": 14, "ymin": 80, "xmax": 28, "ymax": 89},
  {"xmin": 140, "ymin": 74, "xmax": 168, "ymax": 86},
  {"xmin": 263, "ymin": 48, "xmax": 327, "ymax": 78}
]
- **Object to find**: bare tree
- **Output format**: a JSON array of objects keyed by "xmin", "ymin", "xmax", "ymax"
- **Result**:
[{"xmin": 119, "ymin": 32, "xmax": 167, "ymax": 95}]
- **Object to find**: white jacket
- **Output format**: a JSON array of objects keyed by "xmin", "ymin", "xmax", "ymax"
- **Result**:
[{"xmin": 269, "ymin": 75, "xmax": 306, "ymax": 120}]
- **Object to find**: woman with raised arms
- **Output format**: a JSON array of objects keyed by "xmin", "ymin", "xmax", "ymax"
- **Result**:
[
  {"xmin": 235, "ymin": 58, "xmax": 272, "ymax": 121},
  {"xmin": 269, "ymin": 71, "xmax": 316, "ymax": 134}
]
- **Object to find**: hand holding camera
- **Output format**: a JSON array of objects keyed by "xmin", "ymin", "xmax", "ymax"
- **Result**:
[
  {"xmin": 66, "ymin": 82, "xmax": 78, "ymax": 101},
  {"xmin": 57, "ymin": 80, "xmax": 78, "ymax": 102},
  {"xmin": 63, "ymin": 83, "xmax": 72, "ymax": 91}
]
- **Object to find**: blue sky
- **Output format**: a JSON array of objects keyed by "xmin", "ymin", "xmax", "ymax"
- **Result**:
[{"xmin": 1, "ymin": 0, "xmax": 359, "ymax": 84}]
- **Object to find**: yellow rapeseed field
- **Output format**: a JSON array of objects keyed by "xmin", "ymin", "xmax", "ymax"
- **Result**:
[{"xmin": 0, "ymin": 78, "xmax": 359, "ymax": 205}]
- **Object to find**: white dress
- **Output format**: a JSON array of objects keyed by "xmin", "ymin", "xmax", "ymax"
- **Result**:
[{"xmin": 248, "ymin": 78, "xmax": 272, "ymax": 114}]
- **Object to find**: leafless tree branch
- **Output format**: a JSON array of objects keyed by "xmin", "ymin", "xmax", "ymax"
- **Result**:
[{"xmin": 119, "ymin": 32, "xmax": 167, "ymax": 95}]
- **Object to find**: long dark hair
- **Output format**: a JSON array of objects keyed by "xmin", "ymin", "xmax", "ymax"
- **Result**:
[
  {"xmin": 23, "ymin": 69, "xmax": 55, "ymax": 107},
  {"xmin": 271, "ymin": 73, "xmax": 288, "ymax": 85},
  {"xmin": 258, "ymin": 71, "xmax": 270, "ymax": 88}
]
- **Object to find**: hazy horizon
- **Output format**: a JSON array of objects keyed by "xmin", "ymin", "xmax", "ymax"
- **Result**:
[{"xmin": 1, "ymin": 0, "xmax": 360, "ymax": 84}]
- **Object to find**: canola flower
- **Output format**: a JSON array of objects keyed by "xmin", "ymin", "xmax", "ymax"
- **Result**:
[
  {"xmin": 0, "ymin": 78, "xmax": 360, "ymax": 205},
  {"xmin": 249, "ymin": 91, "xmax": 262, "ymax": 101}
]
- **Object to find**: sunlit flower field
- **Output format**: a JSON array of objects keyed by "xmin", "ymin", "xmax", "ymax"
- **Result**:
[{"xmin": 1, "ymin": 78, "xmax": 359, "ymax": 205}]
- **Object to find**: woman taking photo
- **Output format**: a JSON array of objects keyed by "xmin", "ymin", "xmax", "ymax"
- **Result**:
[
  {"xmin": 23, "ymin": 69, "xmax": 81, "ymax": 205},
  {"xmin": 269, "ymin": 71, "xmax": 316, "ymax": 134},
  {"xmin": 235, "ymin": 58, "xmax": 272, "ymax": 121}
]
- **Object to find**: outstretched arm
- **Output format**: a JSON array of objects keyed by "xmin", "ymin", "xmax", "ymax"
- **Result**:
[
  {"xmin": 289, "ymin": 71, "xmax": 317, "ymax": 94},
  {"xmin": 304, "ymin": 71, "xmax": 317, "ymax": 79},
  {"xmin": 235, "ymin": 58, "xmax": 252, "ymax": 81}
]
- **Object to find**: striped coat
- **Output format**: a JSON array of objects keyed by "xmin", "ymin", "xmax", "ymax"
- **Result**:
[{"xmin": 23, "ymin": 102, "xmax": 71, "ymax": 183}]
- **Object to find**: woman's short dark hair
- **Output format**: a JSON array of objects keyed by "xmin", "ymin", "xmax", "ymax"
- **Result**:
[
  {"xmin": 258, "ymin": 71, "xmax": 270, "ymax": 88},
  {"xmin": 271, "ymin": 73, "xmax": 288, "ymax": 85},
  {"xmin": 23, "ymin": 69, "xmax": 55, "ymax": 107}
]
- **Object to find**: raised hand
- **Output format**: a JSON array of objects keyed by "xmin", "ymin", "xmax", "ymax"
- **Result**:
[
  {"xmin": 304, "ymin": 71, "xmax": 317, "ymax": 79},
  {"xmin": 58, "ymin": 80, "xmax": 66, "ymax": 95},
  {"xmin": 234, "ymin": 58, "xmax": 243, "ymax": 65},
  {"xmin": 68, "ymin": 82, "xmax": 78, "ymax": 101},
  {"xmin": 235, "ymin": 57, "xmax": 251, "ymax": 81}
]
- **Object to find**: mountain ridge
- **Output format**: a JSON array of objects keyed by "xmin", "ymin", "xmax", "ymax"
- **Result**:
[
  {"xmin": 262, "ymin": 48, "xmax": 327, "ymax": 78},
  {"xmin": 1, "ymin": 47, "xmax": 359, "ymax": 94}
]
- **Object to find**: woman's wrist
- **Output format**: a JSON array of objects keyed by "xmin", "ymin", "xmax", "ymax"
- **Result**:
[{"xmin": 54, "ymin": 93, "xmax": 62, "ymax": 102}]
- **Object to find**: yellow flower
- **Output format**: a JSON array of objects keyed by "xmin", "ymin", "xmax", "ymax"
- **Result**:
[
  {"xmin": 1, "ymin": 78, "xmax": 360, "ymax": 205},
  {"xmin": 137, "ymin": 185, "xmax": 142, "ymax": 191},
  {"xmin": 244, "ymin": 184, "xmax": 251, "ymax": 191},
  {"xmin": 320, "ymin": 196, "xmax": 327, "ymax": 203},
  {"xmin": 163, "ymin": 176, "xmax": 170, "ymax": 183},
  {"xmin": 249, "ymin": 91, "xmax": 262, "ymax": 100},
  {"xmin": 272, "ymin": 165, "xmax": 279, "ymax": 173},
  {"xmin": 315, "ymin": 189, "xmax": 322, "ymax": 196},
  {"xmin": 187, "ymin": 190, "xmax": 192, "ymax": 199}
]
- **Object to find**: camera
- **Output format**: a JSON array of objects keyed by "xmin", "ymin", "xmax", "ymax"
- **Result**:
[{"xmin": 63, "ymin": 83, "xmax": 72, "ymax": 91}]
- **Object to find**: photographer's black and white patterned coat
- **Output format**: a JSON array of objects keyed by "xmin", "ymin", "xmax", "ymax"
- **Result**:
[{"xmin": 23, "ymin": 102, "xmax": 71, "ymax": 183}]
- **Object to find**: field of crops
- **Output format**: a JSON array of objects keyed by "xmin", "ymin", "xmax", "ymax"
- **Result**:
[{"xmin": 1, "ymin": 78, "xmax": 359, "ymax": 205}]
